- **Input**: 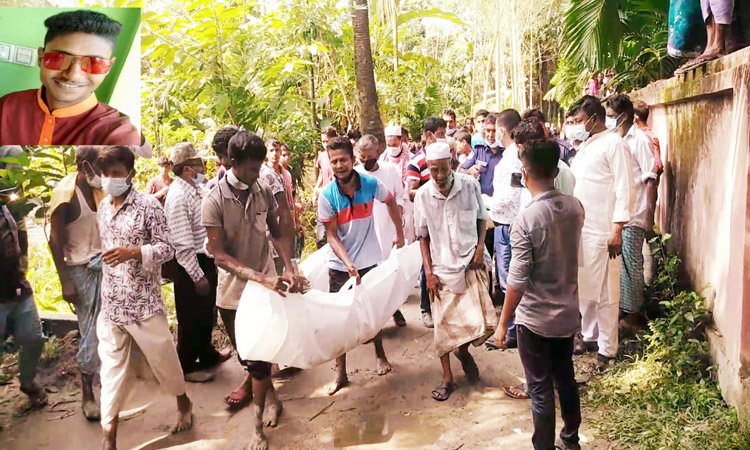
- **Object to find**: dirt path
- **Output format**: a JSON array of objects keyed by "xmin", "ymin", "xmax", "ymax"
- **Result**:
[{"xmin": 2, "ymin": 296, "xmax": 608, "ymax": 449}]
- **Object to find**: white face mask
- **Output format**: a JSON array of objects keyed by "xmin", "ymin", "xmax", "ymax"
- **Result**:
[
  {"xmin": 102, "ymin": 174, "xmax": 131, "ymax": 197},
  {"xmin": 605, "ymin": 113, "xmax": 623, "ymax": 131},
  {"xmin": 386, "ymin": 146, "xmax": 401, "ymax": 157},
  {"xmin": 192, "ymin": 172, "xmax": 206, "ymax": 185},
  {"xmin": 436, "ymin": 137, "xmax": 447, "ymax": 143},
  {"xmin": 86, "ymin": 174, "xmax": 102, "ymax": 189},
  {"xmin": 566, "ymin": 116, "xmax": 594, "ymax": 142},
  {"xmin": 226, "ymin": 169, "xmax": 249, "ymax": 190}
]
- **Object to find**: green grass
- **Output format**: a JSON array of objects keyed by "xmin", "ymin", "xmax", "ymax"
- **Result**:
[
  {"xmin": 584, "ymin": 233, "xmax": 750, "ymax": 450},
  {"xmin": 26, "ymin": 241, "xmax": 73, "ymax": 315}
]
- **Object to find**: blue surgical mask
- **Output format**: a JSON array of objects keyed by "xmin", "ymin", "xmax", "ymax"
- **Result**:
[
  {"xmin": 102, "ymin": 173, "xmax": 131, "ymax": 197},
  {"xmin": 606, "ymin": 113, "xmax": 623, "ymax": 131}
]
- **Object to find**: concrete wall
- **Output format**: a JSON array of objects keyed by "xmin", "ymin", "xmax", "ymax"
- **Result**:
[{"xmin": 632, "ymin": 47, "xmax": 750, "ymax": 424}]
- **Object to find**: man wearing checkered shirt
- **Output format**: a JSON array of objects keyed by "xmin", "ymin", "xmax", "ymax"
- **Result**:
[{"xmin": 165, "ymin": 143, "xmax": 230, "ymax": 382}]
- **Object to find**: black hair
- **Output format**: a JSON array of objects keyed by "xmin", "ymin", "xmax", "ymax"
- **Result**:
[
  {"xmin": 513, "ymin": 119, "xmax": 546, "ymax": 145},
  {"xmin": 633, "ymin": 100, "xmax": 649, "ymax": 122},
  {"xmin": 98, "ymin": 146, "xmax": 134, "ymax": 172},
  {"xmin": 565, "ymin": 104, "xmax": 581, "ymax": 119},
  {"xmin": 484, "ymin": 113, "xmax": 498, "ymax": 126},
  {"xmin": 519, "ymin": 140, "xmax": 560, "ymax": 178},
  {"xmin": 442, "ymin": 109, "xmax": 456, "ymax": 120},
  {"xmin": 496, "ymin": 109, "xmax": 521, "ymax": 134},
  {"xmin": 212, "ymin": 126, "xmax": 240, "ymax": 157},
  {"xmin": 321, "ymin": 126, "xmax": 338, "ymax": 139},
  {"xmin": 401, "ymin": 127, "xmax": 409, "ymax": 139},
  {"xmin": 347, "ymin": 128, "xmax": 362, "ymax": 141},
  {"xmin": 75, "ymin": 146, "xmax": 100, "ymax": 168},
  {"xmin": 266, "ymin": 138, "xmax": 281, "ymax": 149},
  {"xmin": 475, "ymin": 109, "xmax": 490, "ymax": 119},
  {"xmin": 44, "ymin": 10, "xmax": 123, "ymax": 52},
  {"xmin": 521, "ymin": 108, "xmax": 546, "ymax": 123},
  {"xmin": 280, "ymin": 143, "xmax": 290, "ymax": 152},
  {"xmin": 579, "ymin": 95, "xmax": 606, "ymax": 123},
  {"xmin": 327, "ymin": 136, "xmax": 354, "ymax": 157},
  {"xmin": 454, "ymin": 130, "xmax": 472, "ymax": 145},
  {"xmin": 423, "ymin": 116, "xmax": 447, "ymax": 133},
  {"xmin": 607, "ymin": 94, "xmax": 634, "ymax": 118},
  {"xmin": 228, "ymin": 130, "xmax": 267, "ymax": 163}
]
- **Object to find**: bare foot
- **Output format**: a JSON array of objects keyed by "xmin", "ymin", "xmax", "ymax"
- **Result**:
[
  {"xmin": 82, "ymin": 397, "xmax": 101, "ymax": 421},
  {"xmin": 20, "ymin": 383, "xmax": 48, "ymax": 408},
  {"xmin": 326, "ymin": 376, "xmax": 349, "ymax": 396},
  {"xmin": 247, "ymin": 428, "xmax": 269, "ymax": 450},
  {"xmin": 171, "ymin": 399, "xmax": 193, "ymax": 434},
  {"xmin": 263, "ymin": 400, "xmax": 282, "ymax": 427},
  {"xmin": 375, "ymin": 357, "xmax": 391, "ymax": 376}
]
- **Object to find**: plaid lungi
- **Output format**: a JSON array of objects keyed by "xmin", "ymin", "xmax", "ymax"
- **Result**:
[
  {"xmin": 432, "ymin": 269, "xmax": 497, "ymax": 357},
  {"xmin": 620, "ymin": 226, "xmax": 646, "ymax": 313}
]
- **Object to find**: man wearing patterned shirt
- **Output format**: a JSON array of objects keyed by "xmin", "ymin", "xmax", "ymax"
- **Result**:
[
  {"xmin": 165, "ymin": 143, "xmax": 230, "ymax": 382},
  {"xmin": 96, "ymin": 146, "xmax": 192, "ymax": 450}
]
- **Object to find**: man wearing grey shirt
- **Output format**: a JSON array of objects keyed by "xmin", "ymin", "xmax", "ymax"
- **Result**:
[{"xmin": 493, "ymin": 140, "xmax": 585, "ymax": 450}]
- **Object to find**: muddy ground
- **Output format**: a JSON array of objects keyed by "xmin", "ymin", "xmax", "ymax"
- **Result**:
[{"xmin": 1, "ymin": 295, "xmax": 612, "ymax": 450}]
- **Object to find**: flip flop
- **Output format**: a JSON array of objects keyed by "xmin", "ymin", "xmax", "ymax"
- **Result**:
[
  {"xmin": 431, "ymin": 382, "xmax": 456, "ymax": 401},
  {"xmin": 393, "ymin": 310, "xmax": 407, "ymax": 327},
  {"xmin": 503, "ymin": 384, "xmax": 530, "ymax": 399},
  {"xmin": 675, "ymin": 54, "xmax": 722, "ymax": 75},
  {"xmin": 453, "ymin": 350, "xmax": 480, "ymax": 383},
  {"xmin": 224, "ymin": 386, "xmax": 252, "ymax": 409}
]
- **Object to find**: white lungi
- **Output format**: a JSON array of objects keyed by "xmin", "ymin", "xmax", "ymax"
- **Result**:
[{"xmin": 97, "ymin": 314, "xmax": 186, "ymax": 424}]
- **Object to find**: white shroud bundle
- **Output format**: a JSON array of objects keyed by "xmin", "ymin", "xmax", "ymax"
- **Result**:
[{"xmin": 235, "ymin": 242, "xmax": 423, "ymax": 369}]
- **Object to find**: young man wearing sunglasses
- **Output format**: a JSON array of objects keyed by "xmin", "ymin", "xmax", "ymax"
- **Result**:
[{"xmin": 0, "ymin": 10, "xmax": 139, "ymax": 146}]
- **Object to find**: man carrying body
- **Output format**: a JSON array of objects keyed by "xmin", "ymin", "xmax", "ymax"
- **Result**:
[
  {"xmin": 314, "ymin": 126, "xmax": 338, "ymax": 248},
  {"xmin": 320, "ymin": 136, "xmax": 405, "ymax": 395},
  {"xmin": 96, "ymin": 146, "xmax": 192, "ymax": 450},
  {"xmin": 606, "ymin": 95, "xmax": 657, "ymax": 331},
  {"xmin": 569, "ymin": 96, "xmax": 634, "ymax": 367},
  {"xmin": 415, "ymin": 142, "xmax": 496, "ymax": 402},
  {"xmin": 0, "ymin": 10, "xmax": 139, "ymax": 145},
  {"xmin": 165, "ymin": 143, "xmax": 230, "ymax": 382},
  {"xmin": 49, "ymin": 146, "xmax": 105, "ymax": 420},
  {"xmin": 203, "ymin": 130, "xmax": 299, "ymax": 450},
  {"xmin": 146, "ymin": 156, "xmax": 173, "ymax": 204},
  {"xmin": 493, "ymin": 139, "xmax": 585, "ymax": 450},
  {"xmin": 355, "ymin": 134, "xmax": 407, "ymax": 327}
]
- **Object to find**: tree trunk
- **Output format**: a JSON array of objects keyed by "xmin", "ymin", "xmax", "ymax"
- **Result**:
[{"xmin": 352, "ymin": 0, "xmax": 385, "ymax": 148}]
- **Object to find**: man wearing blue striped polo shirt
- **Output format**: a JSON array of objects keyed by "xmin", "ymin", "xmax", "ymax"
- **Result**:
[{"xmin": 318, "ymin": 136, "xmax": 405, "ymax": 396}]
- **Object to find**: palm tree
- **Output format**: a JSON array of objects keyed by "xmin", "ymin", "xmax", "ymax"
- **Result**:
[{"xmin": 352, "ymin": 0, "xmax": 386, "ymax": 148}]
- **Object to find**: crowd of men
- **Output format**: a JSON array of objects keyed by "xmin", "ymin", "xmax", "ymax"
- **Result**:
[{"xmin": 0, "ymin": 91, "xmax": 663, "ymax": 450}]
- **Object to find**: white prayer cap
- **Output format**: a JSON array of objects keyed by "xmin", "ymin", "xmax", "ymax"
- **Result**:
[
  {"xmin": 384, "ymin": 125, "xmax": 402, "ymax": 137},
  {"xmin": 425, "ymin": 142, "xmax": 452, "ymax": 161}
]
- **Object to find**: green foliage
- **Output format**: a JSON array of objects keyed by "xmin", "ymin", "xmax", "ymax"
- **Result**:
[
  {"xmin": 586, "ymin": 232, "xmax": 750, "ymax": 449},
  {"xmin": 27, "ymin": 241, "xmax": 72, "ymax": 314}
]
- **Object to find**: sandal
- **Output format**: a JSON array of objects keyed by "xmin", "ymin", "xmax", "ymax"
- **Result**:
[
  {"xmin": 453, "ymin": 350, "xmax": 480, "ymax": 383},
  {"xmin": 431, "ymin": 382, "xmax": 456, "ymax": 401},
  {"xmin": 224, "ymin": 386, "xmax": 252, "ymax": 409},
  {"xmin": 503, "ymin": 384, "xmax": 530, "ymax": 399}
]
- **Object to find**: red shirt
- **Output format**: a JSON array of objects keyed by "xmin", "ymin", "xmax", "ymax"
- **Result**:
[
  {"xmin": 638, "ymin": 124, "xmax": 663, "ymax": 175},
  {"xmin": 0, "ymin": 88, "xmax": 139, "ymax": 145}
]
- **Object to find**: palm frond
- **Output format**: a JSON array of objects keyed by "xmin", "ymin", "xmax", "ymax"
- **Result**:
[{"xmin": 562, "ymin": 0, "xmax": 625, "ymax": 68}]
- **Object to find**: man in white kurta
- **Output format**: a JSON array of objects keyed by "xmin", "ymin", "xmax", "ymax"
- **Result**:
[
  {"xmin": 355, "ymin": 134, "xmax": 408, "ymax": 327},
  {"xmin": 569, "ymin": 96, "xmax": 634, "ymax": 364}
]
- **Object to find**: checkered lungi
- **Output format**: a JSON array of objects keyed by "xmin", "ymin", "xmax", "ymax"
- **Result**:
[{"xmin": 620, "ymin": 226, "xmax": 646, "ymax": 313}]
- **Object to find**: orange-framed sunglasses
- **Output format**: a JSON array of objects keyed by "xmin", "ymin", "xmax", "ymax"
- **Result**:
[{"xmin": 41, "ymin": 52, "xmax": 115, "ymax": 74}]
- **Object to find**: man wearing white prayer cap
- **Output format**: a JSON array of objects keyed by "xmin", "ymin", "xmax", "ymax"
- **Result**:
[{"xmin": 413, "ymin": 141, "xmax": 496, "ymax": 401}]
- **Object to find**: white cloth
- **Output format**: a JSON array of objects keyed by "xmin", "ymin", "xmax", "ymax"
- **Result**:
[
  {"xmin": 97, "ymin": 314, "xmax": 186, "ymax": 424},
  {"xmin": 238, "ymin": 243, "xmax": 423, "ymax": 369},
  {"xmin": 355, "ymin": 162, "xmax": 405, "ymax": 260},
  {"xmin": 486, "ymin": 142, "xmax": 523, "ymax": 225},
  {"xmin": 385, "ymin": 125, "xmax": 402, "ymax": 136},
  {"xmin": 623, "ymin": 124, "xmax": 657, "ymax": 230},
  {"xmin": 580, "ymin": 257, "xmax": 621, "ymax": 357},
  {"xmin": 425, "ymin": 142, "xmax": 451, "ymax": 161},
  {"xmin": 414, "ymin": 173, "xmax": 489, "ymax": 293}
]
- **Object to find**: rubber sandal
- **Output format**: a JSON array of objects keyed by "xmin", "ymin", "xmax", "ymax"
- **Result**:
[
  {"xmin": 503, "ymin": 384, "xmax": 530, "ymax": 399},
  {"xmin": 224, "ymin": 386, "xmax": 252, "ymax": 409},
  {"xmin": 431, "ymin": 382, "xmax": 456, "ymax": 401}
]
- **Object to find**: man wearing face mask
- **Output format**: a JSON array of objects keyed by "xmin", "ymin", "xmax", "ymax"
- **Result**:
[
  {"xmin": 165, "ymin": 143, "xmax": 231, "ymax": 382},
  {"xmin": 49, "ymin": 146, "xmax": 106, "ymax": 420},
  {"xmin": 606, "ymin": 95, "xmax": 657, "ymax": 332},
  {"xmin": 471, "ymin": 109, "xmax": 490, "ymax": 149},
  {"xmin": 569, "ymin": 96, "xmax": 634, "ymax": 368},
  {"xmin": 380, "ymin": 125, "xmax": 410, "ymax": 181},
  {"xmin": 96, "ymin": 146, "xmax": 193, "ymax": 450},
  {"xmin": 355, "ymin": 134, "xmax": 408, "ymax": 328}
]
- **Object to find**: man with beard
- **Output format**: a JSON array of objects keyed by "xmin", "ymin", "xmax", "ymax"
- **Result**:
[{"xmin": 320, "ymin": 136, "xmax": 405, "ymax": 396}]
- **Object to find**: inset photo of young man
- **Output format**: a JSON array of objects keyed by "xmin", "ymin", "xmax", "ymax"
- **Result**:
[{"xmin": 0, "ymin": 8, "xmax": 141, "ymax": 146}]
